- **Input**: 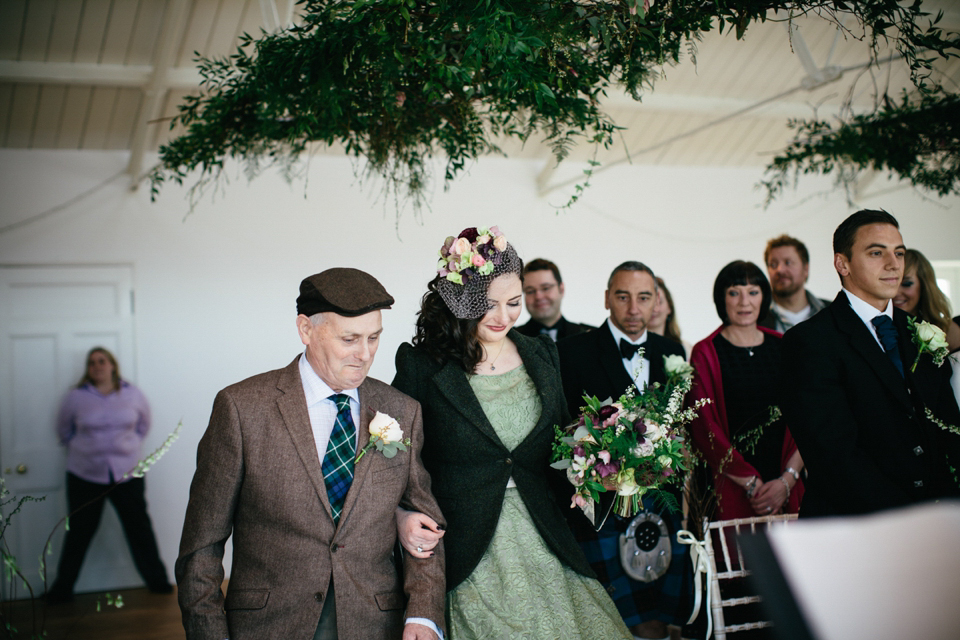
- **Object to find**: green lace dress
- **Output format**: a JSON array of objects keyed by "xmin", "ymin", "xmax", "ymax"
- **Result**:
[{"xmin": 447, "ymin": 365, "xmax": 631, "ymax": 640}]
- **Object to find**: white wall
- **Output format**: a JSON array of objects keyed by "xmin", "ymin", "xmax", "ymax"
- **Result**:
[{"xmin": 1, "ymin": 149, "xmax": 958, "ymax": 580}]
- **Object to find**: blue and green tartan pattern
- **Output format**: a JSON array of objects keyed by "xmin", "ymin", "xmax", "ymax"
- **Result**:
[{"xmin": 322, "ymin": 393, "xmax": 356, "ymax": 524}]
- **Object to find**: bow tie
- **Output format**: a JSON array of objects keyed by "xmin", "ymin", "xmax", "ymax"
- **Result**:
[{"xmin": 619, "ymin": 338, "xmax": 644, "ymax": 360}]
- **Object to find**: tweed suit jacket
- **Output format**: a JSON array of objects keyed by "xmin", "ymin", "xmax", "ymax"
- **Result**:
[
  {"xmin": 392, "ymin": 330, "xmax": 595, "ymax": 590},
  {"xmin": 176, "ymin": 356, "xmax": 446, "ymax": 640},
  {"xmin": 780, "ymin": 292, "xmax": 960, "ymax": 517}
]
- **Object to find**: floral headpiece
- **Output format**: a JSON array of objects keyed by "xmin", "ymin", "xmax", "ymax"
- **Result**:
[
  {"xmin": 435, "ymin": 226, "xmax": 522, "ymax": 319},
  {"xmin": 437, "ymin": 226, "xmax": 508, "ymax": 285}
]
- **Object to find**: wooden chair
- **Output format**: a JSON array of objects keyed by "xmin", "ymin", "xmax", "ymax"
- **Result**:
[{"xmin": 702, "ymin": 514, "xmax": 798, "ymax": 639}]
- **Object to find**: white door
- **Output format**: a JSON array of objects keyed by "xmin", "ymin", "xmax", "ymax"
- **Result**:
[{"xmin": 0, "ymin": 265, "xmax": 142, "ymax": 599}]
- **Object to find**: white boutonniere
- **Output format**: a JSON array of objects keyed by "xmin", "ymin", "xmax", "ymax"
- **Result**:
[
  {"xmin": 663, "ymin": 354, "xmax": 693, "ymax": 381},
  {"xmin": 908, "ymin": 317, "xmax": 949, "ymax": 372},
  {"xmin": 355, "ymin": 411, "xmax": 411, "ymax": 462}
]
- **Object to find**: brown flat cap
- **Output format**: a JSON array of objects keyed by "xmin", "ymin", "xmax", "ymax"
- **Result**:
[{"xmin": 296, "ymin": 268, "xmax": 395, "ymax": 317}]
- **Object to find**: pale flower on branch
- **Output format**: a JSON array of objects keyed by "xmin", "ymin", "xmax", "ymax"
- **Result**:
[{"xmin": 123, "ymin": 422, "xmax": 183, "ymax": 480}]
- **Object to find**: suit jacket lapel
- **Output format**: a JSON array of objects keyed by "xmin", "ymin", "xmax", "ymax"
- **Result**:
[
  {"xmin": 645, "ymin": 337, "xmax": 667, "ymax": 387},
  {"xmin": 275, "ymin": 356, "xmax": 333, "ymax": 519},
  {"xmin": 432, "ymin": 360, "xmax": 505, "ymax": 449},
  {"xmin": 832, "ymin": 294, "xmax": 912, "ymax": 409},
  {"xmin": 596, "ymin": 322, "xmax": 634, "ymax": 398}
]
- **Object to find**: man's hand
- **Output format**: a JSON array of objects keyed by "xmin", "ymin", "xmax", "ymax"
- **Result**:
[{"xmin": 403, "ymin": 622, "xmax": 439, "ymax": 640}]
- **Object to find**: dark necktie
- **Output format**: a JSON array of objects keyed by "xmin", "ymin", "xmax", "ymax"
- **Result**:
[
  {"xmin": 322, "ymin": 394, "xmax": 357, "ymax": 524},
  {"xmin": 871, "ymin": 315, "xmax": 904, "ymax": 377},
  {"xmin": 619, "ymin": 338, "xmax": 642, "ymax": 360},
  {"xmin": 540, "ymin": 326, "xmax": 559, "ymax": 342}
]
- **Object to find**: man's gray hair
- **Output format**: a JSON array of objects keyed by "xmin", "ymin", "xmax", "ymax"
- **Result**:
[
  {"xmin": 309, "ymin": 312, "xmax": 328, "ymax": 326},
  {"xmin": 606, "ymin": 261, "xmax": 658, "ymax": 290}
]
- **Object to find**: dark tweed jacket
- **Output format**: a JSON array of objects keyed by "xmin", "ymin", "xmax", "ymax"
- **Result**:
[{"xmin": 392, "ymin": 329, "xmax": 594, "ymax": 590}]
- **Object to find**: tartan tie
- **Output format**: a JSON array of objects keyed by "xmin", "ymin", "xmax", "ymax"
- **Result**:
[
  {"xmin": 322, "ymin": 394, "xmax": 356, "ymax": 524},
  {"xmin": 871, "ymin": 315, "xmax": 904, "ymax": 377}
]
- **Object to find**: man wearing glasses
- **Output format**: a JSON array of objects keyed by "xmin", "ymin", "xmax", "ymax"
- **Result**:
[{"xmin": 517, "ymin": 258, "xmax": 593, "ymax": 342}]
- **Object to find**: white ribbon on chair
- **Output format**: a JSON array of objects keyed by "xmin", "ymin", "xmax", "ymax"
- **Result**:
[{"xmin": 677, "ymin": 529, "xmax": 713, "ymax": 640}]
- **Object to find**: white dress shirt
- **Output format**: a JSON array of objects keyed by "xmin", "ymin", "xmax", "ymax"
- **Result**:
[
  {"xmin": 607, "ymin": 318, "xmax": 651, "ymax": 391},
  {"xmin": 842, "ymin": 288, "xmax": 894, "ymax": 350},
  {"xmin": 298, "ymin": 351, "xmax": 360, "ymax": 460}
]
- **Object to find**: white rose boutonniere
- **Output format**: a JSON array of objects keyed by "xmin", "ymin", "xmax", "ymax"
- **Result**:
[
  {"xmin": 356, "ymin": 411, "xmax": 411, "ymax": 462},
  {"xmin": 908, "ymin": 317, "xmax": 950, "ymax": 372},
  {"xmin": 663, "ymin": 354, "xmax": 693, "ymax": 381}
]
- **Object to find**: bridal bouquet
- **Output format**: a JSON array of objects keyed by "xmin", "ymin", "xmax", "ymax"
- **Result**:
[{"xmin": 551, "ymin": 354, "xmax": 709, "ymax": 524}]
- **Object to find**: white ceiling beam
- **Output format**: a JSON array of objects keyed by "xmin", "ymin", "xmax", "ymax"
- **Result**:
[
  {"xmin": 0, "ymin": 60, "xmax": 202, "ymax": 89},
  {"xmin": 127, "ymin": 0, "xmax": 192, "ymax": 189}
]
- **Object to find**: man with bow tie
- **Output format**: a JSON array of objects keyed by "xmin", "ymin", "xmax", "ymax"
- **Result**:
[
  {"xmin": 176, "ymin": 269, "xmax": 445, "ymax": 640},
  {"xmin": 780, "ymin": 210, "xmax": 960, "ymax": 518},
  {"xmin": 557, "ymin": 262, "xmax": 688, "ymax": 640}
]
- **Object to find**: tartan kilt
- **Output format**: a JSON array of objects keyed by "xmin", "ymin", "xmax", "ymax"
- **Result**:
[{"xmin": 567, "ymin": 490, "xmax": 693, "ymax": 627}]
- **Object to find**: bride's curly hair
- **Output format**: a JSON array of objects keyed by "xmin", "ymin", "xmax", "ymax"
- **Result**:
[{"xmin": 413, "ymin": 276, "xmax": 485, "ymax": 372}]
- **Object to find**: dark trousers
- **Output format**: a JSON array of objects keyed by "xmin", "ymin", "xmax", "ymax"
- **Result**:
[{"xmin": 50, "ymin": 472, "xmax": 170, "ymax": 594}]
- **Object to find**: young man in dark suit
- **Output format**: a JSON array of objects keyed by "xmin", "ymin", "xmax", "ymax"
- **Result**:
[
  {"xmin": 557, "ymin": 262, "xmax": 687, "ymax": 640},
  {"xmin": 517, "ymin": 258, "xmax": 593, "ymax": 342},
  {"xmin": 780, "ymin": 210, "xmax": 960, "ymax": 518}
]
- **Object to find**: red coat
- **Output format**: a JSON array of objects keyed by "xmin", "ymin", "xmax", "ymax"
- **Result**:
[{"xmin": 688, "ymin": 326, "xmax": 804, "ymax": 519}]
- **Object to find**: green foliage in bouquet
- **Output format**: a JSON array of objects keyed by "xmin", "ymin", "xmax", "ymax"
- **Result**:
[{"xmin": 552, "ymin": 354, "xmax": 709, "ymax": 520}]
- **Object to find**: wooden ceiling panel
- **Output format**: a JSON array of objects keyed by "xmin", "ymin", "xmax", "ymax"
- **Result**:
[
  {"xmin": 78, "ymin": 86, "xmax": 118, "ymax": 148},
  {"xmin": 126, "ymin": 1, "xmax": 166, "ymax": 65},
  {"xmin": 0, "ymin": 2, "xmax": 27, "ymax": 61},
  {"xmin": 5, "ymin": 83, "xmax": 40, "ymax": 148},
  {"xmin": 74, "ymin": 0, "xmax": 114, "ymax": 63},
  {"xmin": 100, "ymin": 0, "xmax": 143, "ymax": 65},
  {"xmin": 58, "ymin": 85, "xmax": 94, "ymax": 148},
  {"xmin": 19, "ymin": 0, "xmax": 57, "ymax": 62},
  {"xmin": 205, "ymin": 0, "xmax": 252, "ymax": 58},
  {"xmin": 106, "ymin": 87, "xmax": 142, "ymax": 149},
  {"xmin": 0, "ymin": 84, "xmax": 14, "ymax": 146},
  {"xmin": 176, "ymin": 0, "xmax": 223, "ymax": 68},
  {"xmin": 30, "ymin": 84, "xmax": 67, "ymax": 148},
  {"xmin": 46, "ymin": 0, "xmax": 84, "ymax": 63}
]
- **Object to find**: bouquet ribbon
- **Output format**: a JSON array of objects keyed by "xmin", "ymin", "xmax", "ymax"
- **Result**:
[{"xmin": 677, "ymin": 529, "xmax": 713, "ymax": 639}]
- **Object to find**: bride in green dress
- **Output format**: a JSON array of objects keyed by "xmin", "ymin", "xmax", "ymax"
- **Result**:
[{"xmin": 393, "ymin": 226, "xmax": 630, "ymax": 640}]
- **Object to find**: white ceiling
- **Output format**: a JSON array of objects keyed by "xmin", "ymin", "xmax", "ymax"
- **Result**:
[{"xmin": 1, "ymin": 0, "xmax": 957, "ymax": 195}]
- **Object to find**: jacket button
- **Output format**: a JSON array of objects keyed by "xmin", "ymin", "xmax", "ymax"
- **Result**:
[
  {"xmin": 914, "ymin": 480, "xmax": 924, "ymax": 488},
  {"xmin": 315, "ymin": 592, "xmax": 323, "ymax": 602},
  {"xmin": 914, "ymin": 446, "xmax": 924, "ymax": 456},
  {"xmin": 331, "ymin": 544, "xmax": 339, "ymax": 553},
  {"xmin": 505, "ymin": 458, "xmax": 513, "ymax": 465}
]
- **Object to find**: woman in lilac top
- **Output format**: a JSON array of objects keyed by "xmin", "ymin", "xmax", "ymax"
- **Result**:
[{"xmin": 46, "ymin": 347, "xmax": 171, "ymax": 604}]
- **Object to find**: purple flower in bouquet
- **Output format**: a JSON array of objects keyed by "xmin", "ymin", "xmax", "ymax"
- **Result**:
[
  {"xmin": 594, "ymin": 450, "xmax": 619, "ymax": 478},
  {"xmin": 458, "ymin": 227, "xmax": 479, "ymax": 243}
]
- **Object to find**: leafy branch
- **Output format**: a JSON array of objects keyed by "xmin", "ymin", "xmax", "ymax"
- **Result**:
[{"xmin": 150, "ymin": 0, "xmax": 959, "ymax": 212}]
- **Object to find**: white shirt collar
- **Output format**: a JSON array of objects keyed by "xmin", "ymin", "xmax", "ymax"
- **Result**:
[
  {"xmin": 607, "ymin": 317, "xmax": 648, "ymax": 348},
  {"xmin": 842, "ymin": 288, "xmax": 893, "ymax": 324},
  {"xmin": 298, "ymin": 351, "xmax": 360, "ymax": 407}
]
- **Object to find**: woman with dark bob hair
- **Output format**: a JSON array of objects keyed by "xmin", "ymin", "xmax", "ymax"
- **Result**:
[
  {"xmin": 392, "ymin": 226, "xmax": 630, "ymax": 639},
  {"xmin": 688, "ymin": 261, "xmax": 804, "ymax": 520}
]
